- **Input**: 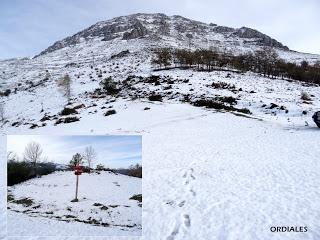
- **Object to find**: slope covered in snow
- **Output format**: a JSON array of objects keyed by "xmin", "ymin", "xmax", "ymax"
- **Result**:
[
  {"xmin": 2, "ymin": 103, "xmax": 320, "ymax": 239},
  {"xmin": 7, "ymin": 171, "xmax": 142, "ymax": 236},
  {"xmin": 1, "ymin": 13, "xmax": 320, "ymax": 90},
  {"xmin": 1, "ymin": 12, "xmax": 320, "ymax": 240}
]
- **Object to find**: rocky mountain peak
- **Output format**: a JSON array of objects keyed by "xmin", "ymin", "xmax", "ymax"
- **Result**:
[{"xmin": 37, "ymin": 13, "xmax": 289, "ymax": 56}]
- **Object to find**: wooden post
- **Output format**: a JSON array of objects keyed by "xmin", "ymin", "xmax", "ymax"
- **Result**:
[
  {"xmin": 75, "ymin": 175, "xmax": 79, "ymax": 200},
  {"xmin": 71, "ymin": 174, "xmax": 79, "ymax": 202},
  {"xmin": 71, "ymin": 165, "xmax": 82, "ymax": 202}
]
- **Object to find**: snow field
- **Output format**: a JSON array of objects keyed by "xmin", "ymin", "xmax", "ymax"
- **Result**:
[{"xmin": 7, "ymin": 171, "xmax": 142, "ymax": 236}]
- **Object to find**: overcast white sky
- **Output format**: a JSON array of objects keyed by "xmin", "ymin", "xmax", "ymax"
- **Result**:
[
  {"xmin": 0, "ymin": 0, "xmax": 319, "ymax": 59},
  {"xmin": 7, "ymin": 135, "xmax": 142, "ymax": 168}
]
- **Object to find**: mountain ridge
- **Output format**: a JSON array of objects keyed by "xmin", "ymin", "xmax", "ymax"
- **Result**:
[{"xmin": 37, "ymin": 13, "xmax": 289, "ymax": 57}]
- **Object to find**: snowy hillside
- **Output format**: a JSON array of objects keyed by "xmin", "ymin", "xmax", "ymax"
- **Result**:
[
  {"xmin": 2, "ymin": 103, "xmax": 320, "ymax": 240},
  {"xmin": 1, "ymin": 12, "xmax": 320, "ymax": 240},
  {"xmin": 7, "ymin": 171, "xmax": 142, "ymax": 236}
]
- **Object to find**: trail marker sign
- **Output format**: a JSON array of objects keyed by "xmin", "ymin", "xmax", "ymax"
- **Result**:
[
  {"xmin": 74, "ymin": 165, "xmax": 83, "ymax": 175},
  {"xmin": 71, "ymin": 165, "xmax": 82, "ymax": 202}
]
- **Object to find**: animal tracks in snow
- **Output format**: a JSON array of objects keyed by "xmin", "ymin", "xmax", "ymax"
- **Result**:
[
  {"xmin": 182, "ymin": 168, "xmax": 196, "ymax": 185},
  {"xmin": 165, "ymin": 167, "xmax": 197, "ymax": 239},
  {"xmin": 166, "ymin": 219, "xmax": 180, "ymax": 240},
  {"xmin": 166, "ymin": 214, "xmax": 191, "ymax": 240},
  {"xmin": 178, "ymin": 200, "xmax": 185, "ymax": 207},
  {"xmin": 182, "ymin": 214, "xmax": 191, "ymax": 228}
]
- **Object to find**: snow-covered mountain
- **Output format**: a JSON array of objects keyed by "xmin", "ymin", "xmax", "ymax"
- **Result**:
[
  {"xmin": 38, "ymin": 13, "xmax": 289, "ymax": 56},
  {"xmin": 23, "ymin": 13, "xmax": 320, "ymax": 63},
  {"xmin": 1, "ymin": 13, "xmax": 320, "ymax": 240}
]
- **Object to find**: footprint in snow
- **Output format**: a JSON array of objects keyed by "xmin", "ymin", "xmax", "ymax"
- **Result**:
[
  {"xmin": 182, "ymin": 214, "xmax": 191, "ymax": 228},
  {"xmin": 166, "ymin": 220, "xmax": 180, "ymax": 240},
  {"xmin": 165, "ymin": 200, "xmax": 174, "ymax": 206},
  {"xmin": 189, "ymin": 188, "xmax": 196, "ymax": 196},
  {"xmin": 183, "ymin": 168, "xmax": 196, "ymax": 185},
  {"xmin": 178, "ymin": 200, "xmax": 185, "ymax": 207}
]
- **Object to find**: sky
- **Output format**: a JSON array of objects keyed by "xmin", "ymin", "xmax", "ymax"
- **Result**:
[
  {"xmin": 7, "ymin": 135, "xmax": 142, "ymax": 169},
  {"xmin": 0, "ymin": 0, "xmax": 319, "ymax": 59}
]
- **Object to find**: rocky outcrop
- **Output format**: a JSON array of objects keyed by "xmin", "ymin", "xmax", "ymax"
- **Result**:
[
  {"xmin": 36, "ymin": 13, "xmax": 289, "ymax": 57},
  {"xmin": 232, "ymin": 27, "xmax": 289, "ymax": 50},
  {"xmin": 122, "ymin": 20, "xmax": 148, "ymax": 40}
]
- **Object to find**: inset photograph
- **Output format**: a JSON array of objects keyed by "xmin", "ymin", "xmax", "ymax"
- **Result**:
[{"xmin": 7, "ymin": 135, "xmax": 142, "ymax": 237}]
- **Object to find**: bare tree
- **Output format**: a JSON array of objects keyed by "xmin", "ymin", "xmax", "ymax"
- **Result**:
[
  {"xmin": 57, "ymin": 73, "xmax": 71, "ymax": 100},
  {"xmin": 24, "ymin": 141, "xmax": 43, "ymax": 176},
  {"xmin": 0, "ymin": 102, "xmax": 4, "ymax": 122},
  {"xmin": 83, "ymin": 146, "xmax": 96, "ymax": 172},
  {"xmin": 7, "ymin": 151, "xmax": 19, "ymax": 162},
  {"xmin": 152, "ymin": 48, "xmax": 172, "ymax": 69}
]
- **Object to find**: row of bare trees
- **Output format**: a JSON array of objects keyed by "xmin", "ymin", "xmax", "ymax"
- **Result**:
[
  {"xmin": 7, "ymin": 142, "xmax": 55, "ymax": 185},
  {"xmin": 8, "ymin": 142, "xmax": 47, "ymax": 176},
  {"xmin": 9, "ymin": 142, "xmax": 97, "ymax": 177},
  {"xmin": 152, "ymin": 47, "xmax": 320, "ymax": 83}
]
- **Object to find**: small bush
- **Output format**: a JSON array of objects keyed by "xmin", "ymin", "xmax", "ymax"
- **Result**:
[
  {"xmin": 193, "ymin": 99, "xmax": 228, "ymax": 110},
  {"xmin": 104, "ymin": 109, "xmax": 116, "ymax": 116},
  {"xmin": 236, "ymin": 108, "xmax": 251, "ymax": 114},
  {"xmin": 93, "ymin": 203, "xmax": 103, "ymax": 207},
  {"xmin": 215, "ymin": 96, "xmax": 237, "ymax": 105},
  {"xmin": 100, "ymin": 206, "xmax": 109, "ymax": 210},
  {"xmin": 100, "ymin": 77, "xmax": 119, "ymax": 95},
  {"xmin": 148, "ymin": 94, "xmax": 163, "ymax": 102},
  {"xmin": 129, "ymin": 194, "xmax": 142, "ymax": 203},
  {"xmin": 96, "ymin": 164, "xmax": 106, "ymax": 171},
  {"xmin": 63, "ymin": 116, "xmax": 80, "ymax": 123},
  {"xmin": 55, "ymin": 116, "xmax": 80, "ymax": 125},
  {"xmin": 60, "ymin": 107, "xmax": 78, "ymax": 115},
  {"xmin": 301, "ymin": 92, "xmax": 311, "ymax": 101},
  {"xmin": 12, "ymin": 198, "xmax": 34, "ymax": 206},
  {"xmin": 211, "ymin": 82, "xmax": 235, "ymax": 90},
  {"xmin": 0, "ymin": 89, "xmax": 11, "ymax": 97},
  {"xmin": 95, "ymin": 164, "xmax": 115, "ymax": 173},
  {"xmin": 192, "ymin": 99, "xmax": 251, "ymax": 114}
]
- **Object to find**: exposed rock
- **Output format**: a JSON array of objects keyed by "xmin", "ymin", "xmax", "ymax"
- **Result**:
[
  {"xmin": 232, "ymin": 27, "xmax": 289, "ymax": 50},
  {"xmin": 312, "ymin": 111, "xmax": 320, "ymax": 128},
  {"xmin": 60, "ymin": 107, "xmax": 78, "ymax": 116},
  {"xmin": 29, "ymin": 123, "xmax": 39, "ymax": 129},
  {"xmin": 122, "ymin": 20, "xmax": 148, "ymax": 40},
  {"xmin": 40, "ymin": 115, "xmax": 51, "ymax": 122},
  {"xmin": 269, "ymin": 103, "xmax": 279, "ymax": 109},
  {"xmin": 55, "ymin": 117, "xmax": 80, "ymax": 125},
  {"xmin": 110, "ymin": 50, "xmax": 130, "ymax": 59},
  {"xmin": 104, "ymin": 109, "xmax": 116, "ymax": 116},
  {"xmin": 36, "ymin": 13, "xmax": 290, "ymax": 56}
]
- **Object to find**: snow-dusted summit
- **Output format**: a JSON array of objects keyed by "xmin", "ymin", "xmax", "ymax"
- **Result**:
[{"xmin": 38, "ymin": 13, "xmax": 289, "ymax": 56}]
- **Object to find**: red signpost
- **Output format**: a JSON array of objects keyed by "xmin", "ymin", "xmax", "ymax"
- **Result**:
[{"xmin": 71, "ymin": 165, "xmax": 83, "ymax": 202}]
